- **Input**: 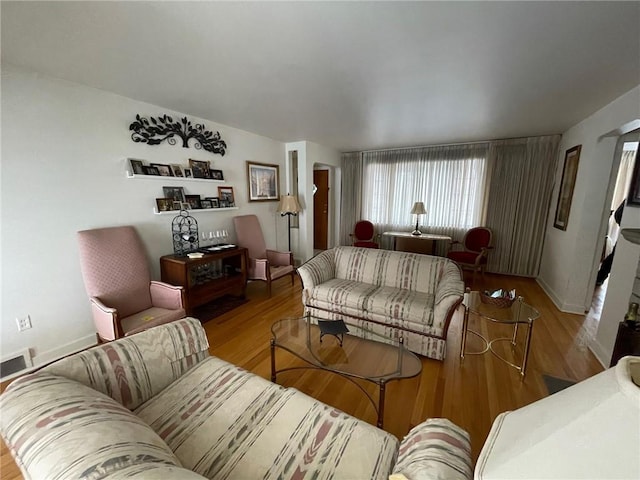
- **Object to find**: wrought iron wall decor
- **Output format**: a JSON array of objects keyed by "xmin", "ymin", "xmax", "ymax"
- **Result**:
[
  {"xmin": 130, "ymin": 114, "xmax": 227, "ymax": 156},
  {"xmin": 172, "ymin": 210, "xmax": 199, "ymax": 255}
]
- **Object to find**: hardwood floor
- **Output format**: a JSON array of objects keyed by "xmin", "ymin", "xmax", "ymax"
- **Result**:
[{"xmin": 0, "ymin": 271, "xmax": 604, "ymax": 478}]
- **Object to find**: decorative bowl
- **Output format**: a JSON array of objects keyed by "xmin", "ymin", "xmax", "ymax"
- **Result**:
[{"xmin": 480, "ymin": 290, "xmax": 516, "ymax": 308}]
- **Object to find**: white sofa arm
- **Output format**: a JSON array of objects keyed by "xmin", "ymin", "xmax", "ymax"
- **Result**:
[
  {"xmin": 297, "ymin": 249, "xmax": 336, "ymax": 302},
  {"xmin": 392, "ymin": 418, "xmax": 472, "ymax": 480}
]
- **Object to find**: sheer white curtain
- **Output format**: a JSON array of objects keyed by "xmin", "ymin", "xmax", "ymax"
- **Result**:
[{"xmin": 361, "ymin": 144, "xmax": 489, "ymax": 242}]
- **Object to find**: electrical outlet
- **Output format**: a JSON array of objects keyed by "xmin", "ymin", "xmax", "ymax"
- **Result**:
[{"xmin": 16, "ymin": 315, "xmax": 32, "ymax": 332}]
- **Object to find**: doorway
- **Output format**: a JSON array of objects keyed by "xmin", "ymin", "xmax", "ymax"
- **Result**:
[{"xmin": 313, "ymin": 169, "xmax": 329, "ymax": 250}]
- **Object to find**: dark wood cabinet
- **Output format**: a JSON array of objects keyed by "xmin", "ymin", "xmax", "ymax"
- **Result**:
[
  {"xmin": 160, "ymin": 248, "xmax": 248, "ymax": 315},
  {"xmin": 610, "ymin": 322, "xmax": 640, "ymax": 367}
]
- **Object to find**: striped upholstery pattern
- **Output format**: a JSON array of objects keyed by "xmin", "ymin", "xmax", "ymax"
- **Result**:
[
  {"xmin": 298, "ymin": 247, "xmax": 464, "ymax": 360},
  {"xmin": 393, "ymin": 418, "xmax": 472, "ymax": 480},
  {"xmin": 0, "ymin": 373, "xmax": 188, "ymax": 480},
  {"xmin": 135, "ymin": 356, "xmax": 399, "ymax": 479},
  {"xmin": 43, "ymin": 317, "xmax": 209, "ymax": 410}
]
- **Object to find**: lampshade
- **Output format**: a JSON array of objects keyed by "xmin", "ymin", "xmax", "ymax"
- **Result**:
[
  {"xmin": 410, "ymin": 202, "xmax": 426, "ymax": 215},
  {"xmin": 475, "ymin": 356, "xmax": 640, "ymax": 479},
  {"xmin": 277, "ymin": 195, "xmax": 301, "ymax": 214}
]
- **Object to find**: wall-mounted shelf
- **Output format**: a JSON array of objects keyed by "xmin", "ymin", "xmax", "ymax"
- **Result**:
[
  {"xmin": 153, "ymin": 207, "xmax": 239, "ymax": 215},
  {"xmin": 127, "ymin": 172, "xmax": 226, "ymax": 184}
]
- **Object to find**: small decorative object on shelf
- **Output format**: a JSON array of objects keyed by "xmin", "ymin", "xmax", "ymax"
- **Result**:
[
  {"xmin": 624, "ymin": 302, "xmax": 639, "ymax": 328},
  {"xmin": 480, "ymin": 288, "xmax": 516, "ymax": 308},
  {"xmin": 172, "ymin": 210, "xmax": 199, "ymax": 256},
  {"xmin": 129, "ymin": 114, "xmax": 227, "ymax": 155}
]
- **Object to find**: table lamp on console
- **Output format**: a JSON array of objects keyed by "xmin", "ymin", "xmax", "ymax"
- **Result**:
[{"xmin": 411, "ymin": 201, "xmax": 426, "ymax": 236}]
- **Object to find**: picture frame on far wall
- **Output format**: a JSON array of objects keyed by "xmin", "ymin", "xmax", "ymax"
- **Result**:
[
  {"xmin": 553, "ymin": 145, "xmax": 582, "ymax": 231},
  {"xmin": 210, "ymin": 169, "xmax": 224, "ymax": 181},
  {"xmin": 155, "ymin": 198, "xmax": 173, "ymax": 212},
  {"xmin": 189, "ymin": 159, "xmax": 211, "ymax": 179},
  {"xmin": 129, "ymin": 158, "xmax": 145, "ymax": 175},
  {"xmin": 626, "ymin": 148, "xmax": 640, "ymax": 206},
  {"xmin": 218, "ymin": 187, "xmax": 235, "ymax": 207},
  {"xmin": 247, "ymin": 161, "xmax": 279, "ymax": 202},
  {"xmin": 162, "ymin": 186, "xmax": 186, "ymax": 203},
  {"xmin": 185, "ymin": 194, "xmax": 202, "ymax": 209},
  {"xmin": 205, "ymin": 197, "xmax": 220, "ymax": 208},
  {"xmin": 150, "ymin": 163, "xmax": 174, "ymax": 177},
  {"xmin": 184, "ymin": 168, "xmax": 193, "ymax": 178}
]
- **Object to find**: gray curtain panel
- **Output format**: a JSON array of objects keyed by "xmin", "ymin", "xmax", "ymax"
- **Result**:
[{"xmin": 340, "ymin": 152, "xmax": 363, "ymax": 245}]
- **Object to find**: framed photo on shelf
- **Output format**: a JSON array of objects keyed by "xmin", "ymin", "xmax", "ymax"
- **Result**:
[
  {"xmin": 172, "ymin": 165, "xmax": 184, "ymax": 177},
  {"xmin": 247, "ymin": 161, "xmax": 279, "ymax": 202},
  {"xmin": 129, "ymin": 158, "xmax": 145, "ymax": 175},
  {"xmin": 201, "ymin": 199, "xmax": 213, "ymax": 209},
  {"xmin": 210, "ymin": 169, "xmax": 224, "ymax": 181},
  {"xmin": 553, "ymin": 145, "xmax": 581, "ymax": 231},
  {"xmin": 162, "ymin": 186, "xmax": 186, "ymax": 203},
  {"xmin": 219, "ymin": 199, "xmax": 229, "ymax": 208},
  {"xmin": 172, "ymin": 201, "xmax": 182, "ymax": 211},
  {"xmin": 205, "ymin": 197, "xmax": 220, "ymax": 208},
  {"xmin": 150, "ymin": 163, "xmax": 174, "ymax": 177},
  {"xmin": 155, "ymin": 198, "xmax": 172, "ymax": 212},
  {"xmin": 184, "ymin": 168, "xmax": 193, "ymax": 178},
  {"xmin": 189, "ymin": 159, "xmax": 211, "ymax": 179},
  {"xmin": 218, "ymin": 186, "xmax": 235, "ymax": 206},
  {"xmin": 185, "ymin": 194, "xmax": 202, "ymax": 209},
  {"xmin": 180, "ymin": 202, "xmax": 191, "ymax": 210},
  {"xmin": 143, "ymin": 165, "xmax": 160, "ymax": 176}
]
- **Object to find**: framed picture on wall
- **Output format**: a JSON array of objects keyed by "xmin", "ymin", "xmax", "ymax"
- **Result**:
[
  {"xmin": 247, "ymin": 161, "xmax": 280, "ymax": 202},
  {"xmin": 553, "ymin": 145, "xmax": 582, "ymax": 231},
  {"xmin": 626, "ymin": 148, "xmax": 640, "ymax": 206},
  {"xmin": 162, "ymin": 186, "xmax": 186, "ymax": 203},
  {"xmin": 189, "ymin": 159, "xmax": 211, "ymax": 179},
  {"xmin": 150, "ymin": 163, "xmax": 174, "ymax": 177},
  {"xmin": 129, "ymin": 158, "xmax": 145, "ymax": 175},
  {"xmin": 218, "ymin": 186, "xmax": 235, "ymax": 207}
]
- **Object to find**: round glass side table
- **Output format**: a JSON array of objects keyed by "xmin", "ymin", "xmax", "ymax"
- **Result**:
[{"xmin": 460, "ymin": 290, "xmax": 540, "ymax": 378}]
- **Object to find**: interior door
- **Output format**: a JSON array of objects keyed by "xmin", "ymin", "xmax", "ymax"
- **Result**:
[{"xmin": 314, "ymin": 170, "xmax": 329, "ymax": 250}]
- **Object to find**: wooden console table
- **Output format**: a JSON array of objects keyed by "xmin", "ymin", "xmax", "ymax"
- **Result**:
[
  {"xmin": 160, "ymin": 247, "xmax": 248, "ymax": 315},
  {"xmin": 382, "ymin": 231, "xmax": 452, "ymax": 255}
]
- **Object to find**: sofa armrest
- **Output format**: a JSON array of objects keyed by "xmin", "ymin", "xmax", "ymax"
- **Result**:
[
  {"xmin": 297, "ymin": 250, "xmax": 335, "ymax": 291},
  {"xmin": 393, "ymin": 418, "xmax": 472, "ymax": 480},
  {"xmin": 433, "ymin": 261, "xmax": 465, "ymax": 332},
  {"xmin": 266, "ymin": 249, "xmax": 292, "ymax": 267},
  {"xmin": 150, "ymin": 281, "xmax": 184, "ymax": 310},
  {"xmin": 90, "ymin": 296, "xmax": 122, "ymax": 341}
]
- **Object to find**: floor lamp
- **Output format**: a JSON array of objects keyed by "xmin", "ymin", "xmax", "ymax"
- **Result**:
[{"xmin": 278, "ymin": 194, "xmax": 301, "ymax": 252}]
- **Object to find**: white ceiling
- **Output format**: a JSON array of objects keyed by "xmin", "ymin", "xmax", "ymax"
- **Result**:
[{"xmin": 2, "ymin": 1, "xmax": 639, "ymax": 152}]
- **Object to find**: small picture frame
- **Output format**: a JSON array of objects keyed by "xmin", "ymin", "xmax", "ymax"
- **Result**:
[
  {"xmin": 189, "ymin": 159, "xmax": 211, "ymax": 179},
  {"xmin": 162, "ymin": 186, "xmax": 186, "ymax": 203},
  {"xmin": 205, "ymin": 197, "xmax": 220, "ymax": 208},
  {"xmin": 172, "ymin": 165, "xmax": 184, "ymax": 177},
  {"xmin": 218, "ymin": 186, "xmax": 235, "ymax": 206},
  {"xmin": 150, "ymin": 163, "xmax": 174, "ymax": 177},
  {"xmin": 172, "ymin": 200, "xmax": 182, "ymax": 211},
  {"xmin": 143, "ymin": 165, "xmax": 160, "ymax": 176},
  {"xmin": 180, "ymin": 202, "xmax": 191, "ymax": 210},
  {"xmin": 184, "ymin": 168, "xmax": 193, "ymax": 178},
  {"xmin": 247, "ymin": 161, "xmax": 280, "ymax": 202},
  {"xmin": 219, "ymin": 199, "xmax": 230, "ymax": 208},
  {"xmin": 155, "ymin": 198, "xmax": 172, "ymax": 212},
  {"xmin": 185, "ymin": 194, "xmax": 202, "ymax": 209},
  {"xmin": 210, "ymin": 169, "xmax": 224, "ymax": 181},
  {"xmin": 201, "ymin": 199, "xmax": 213, "ymax": 209},
  {"xmin": 553, "ymin": 145, "xmax": 582, "ymax": 231},
  {"xmin": 129, "ymin": 158, "xmax": 145, "ymax": 175}
]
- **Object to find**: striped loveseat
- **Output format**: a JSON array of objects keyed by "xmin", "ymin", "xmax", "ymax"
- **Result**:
[
  {"xmin": 0, "ymin": 318, "xmax": 472, "ymax": 480},
  {"xmin": 298, "ymin": 246, "xmax": 465, "ymax": 360}
]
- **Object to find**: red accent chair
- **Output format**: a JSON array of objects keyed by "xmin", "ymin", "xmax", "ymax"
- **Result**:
[
  {"xmin": 447, "ymin": 227, "xmax": 493, "ymax": 285},
  {"xmin": 77, "ymin": 226, "xmax": 186, "ymax": 342},
  {"xmin": 350, "ymin": 221, "xmax": 380, "ymax": 248},
  {"xmin": 233, "ymin": 214, "xmax": 295, "ymax": 296}
]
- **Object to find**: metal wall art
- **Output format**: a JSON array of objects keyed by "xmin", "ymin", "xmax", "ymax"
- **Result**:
[{"xmin": 130, "ymin": 114, "xmax": 227, "ymax": 156}]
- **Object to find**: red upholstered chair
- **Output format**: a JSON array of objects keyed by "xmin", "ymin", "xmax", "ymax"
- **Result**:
[
  {"xmin": 77, "ymin": 226, "xmax": 185, "ymax": 342},
  {"xmin": 233, "ymin": 214, "xmax": 295, "ymax": 296},
  {"xmin": 350, "ymin": 220, "xmax": 380, "ymax": 248},
  {"xmin": 447, "ymin": 227, "xmax": 493, "ymax": 285}
]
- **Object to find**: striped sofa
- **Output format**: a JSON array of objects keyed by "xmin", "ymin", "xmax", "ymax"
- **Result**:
[
  {"xmin": 0, "ymin": 318, "xmax": 472, "ymax": 480},
  {"xmin": 298, "ymin": 246, "xmax": 465, "ymax": 360}
]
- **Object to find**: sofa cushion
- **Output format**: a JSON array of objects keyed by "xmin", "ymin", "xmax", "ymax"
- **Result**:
[
  {"xmin": 310, "ymin": 278, "xmax": 380, "ymax": 311},
  {"xmin": 135, "ymin": 356, "xmax": 399, "ymax": 479},
  {"xmin": 43, "ymin": 317, "xmax": 208, "ymax": 410},
  {"xmin": 365, "ymin": 286, "xmax": 435, "ymax": 325},
  {"xmin": 102, "ymin": 464, "xmax": 206, "ymax": 479},
  {"xmin": 0, "ymin": 372, "xmax": 181, "ymax": 480}
]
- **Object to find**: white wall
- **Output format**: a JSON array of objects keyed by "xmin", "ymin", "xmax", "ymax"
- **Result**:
[
  {"xmin": 0, "ymin": 64, "xmax": 289, "ymax": 370},
  {"xmin": 538, "ymin": 85, "xmax": 640, "ymax": 314}
]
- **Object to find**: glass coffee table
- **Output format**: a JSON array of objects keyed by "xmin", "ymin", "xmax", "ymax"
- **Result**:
[
  {"xmin": 270, "ymin": 314, "xmax": 422, "ymax": 428},
  {"xmin": 461, "ymin": 290, "xmax": 540, "ymax": 378}
]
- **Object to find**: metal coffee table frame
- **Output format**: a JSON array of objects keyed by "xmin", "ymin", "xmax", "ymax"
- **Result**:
[
  {"xmin": 270, "ymin": 313, "xmax": 422, "ymax": 428},
  {"xmin": 460, "ymin": 290, "xmax": 539, "ymax": 379}
]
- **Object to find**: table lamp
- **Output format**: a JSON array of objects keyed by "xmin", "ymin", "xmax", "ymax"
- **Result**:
[
  {"xmin": 410, "ymin": 202, "xmax": 426, "ymax": 236},
  {"xmin": 278, "ymin": 194, "xmax": 301, "ymax": 252}
]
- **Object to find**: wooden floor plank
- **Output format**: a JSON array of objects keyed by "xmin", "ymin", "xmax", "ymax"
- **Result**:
[{"xmin": 0, "ymin": 272, "xmax": 604, "ymax": 478}]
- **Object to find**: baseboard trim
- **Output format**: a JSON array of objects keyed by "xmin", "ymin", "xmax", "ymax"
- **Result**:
[
  {"xmin": 588, "ymin": 338, "xmax": 610, "ymax": 369},
  {"xmin": 1, "ymin": 334, "xmax": 97, "ymax": 382},
  {"xmin": 535, "ymin": 277, "xmax": 586, "ymax": 314}
]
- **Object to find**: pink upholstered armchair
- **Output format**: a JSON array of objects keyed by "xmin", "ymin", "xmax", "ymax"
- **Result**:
[
  {"xmin": 77, "ymin": 226, "xmax": 186, "ymax": 341},
  {"xmin": 233, "ymin": 214, "xmax": 295, "ymax": 296}
]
